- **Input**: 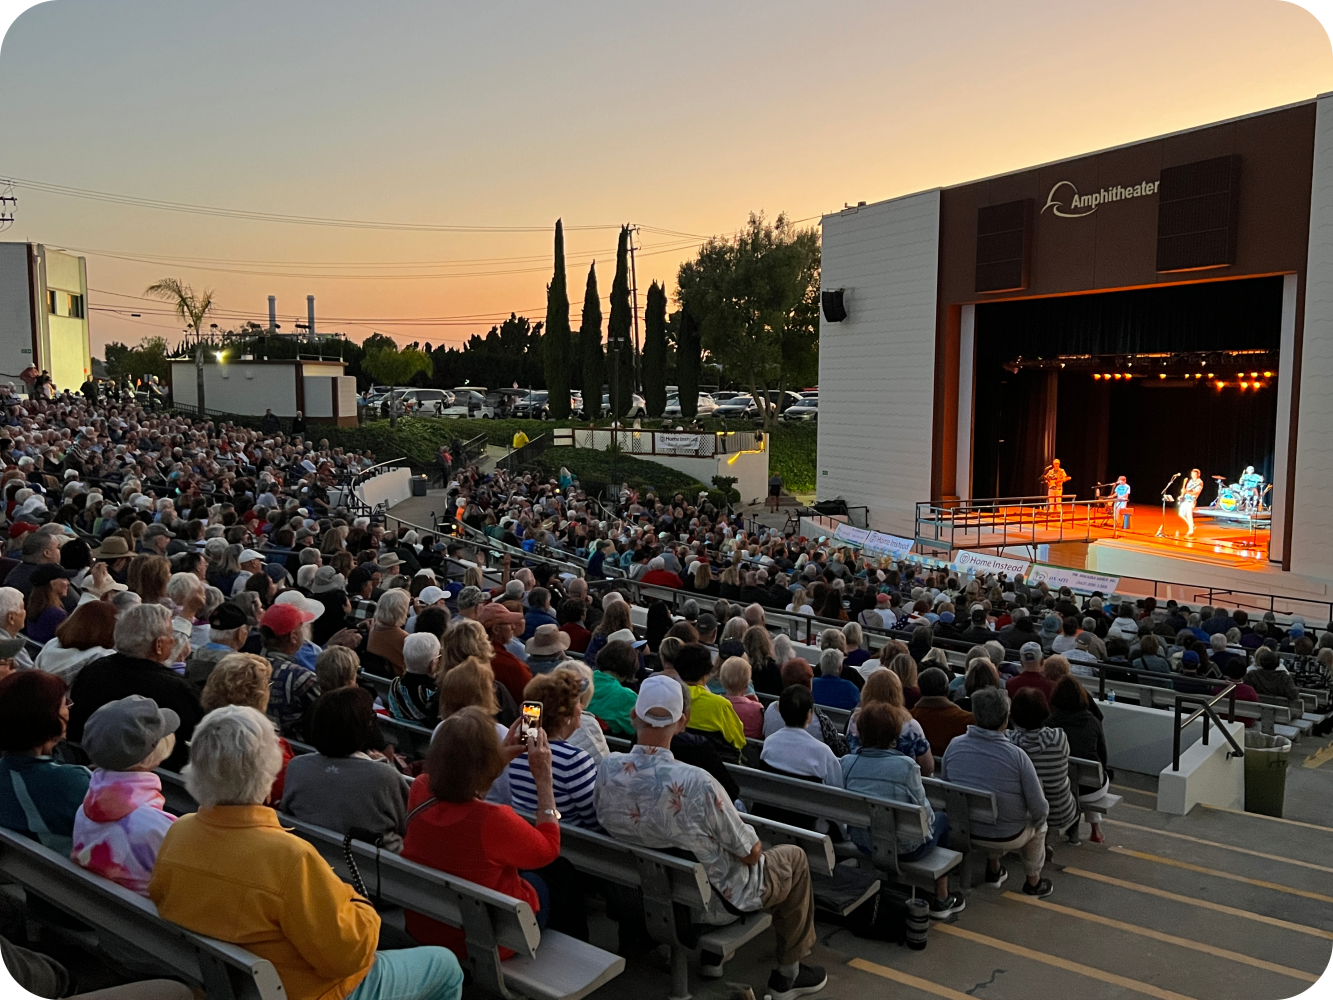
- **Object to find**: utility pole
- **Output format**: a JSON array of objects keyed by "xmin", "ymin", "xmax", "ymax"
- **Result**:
[{"xmin": 627, "ymin": 224, "xmax": 641, "ymax": 391}]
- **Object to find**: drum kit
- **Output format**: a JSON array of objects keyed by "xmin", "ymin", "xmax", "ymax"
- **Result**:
[{"xmin": 1210, "ymin": 475, "xmax": 1271, "ymax": 513}]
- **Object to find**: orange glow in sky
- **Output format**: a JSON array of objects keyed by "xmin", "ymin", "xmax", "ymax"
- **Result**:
[{"xmin": 0, "ymin": 0, "xmax": 1328, "ymax": 356}]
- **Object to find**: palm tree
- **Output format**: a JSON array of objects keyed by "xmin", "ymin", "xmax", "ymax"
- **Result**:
[{"xmin": 144, "ymin": 278, "xmax": 215, "ymax": 340}]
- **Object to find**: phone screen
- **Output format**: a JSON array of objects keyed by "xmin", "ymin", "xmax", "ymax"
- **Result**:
[{"xmin": 521, "ymin": 701, "xmax": 543, "ymax": 740}]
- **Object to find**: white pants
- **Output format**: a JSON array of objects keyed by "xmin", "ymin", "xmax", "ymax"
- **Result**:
[{"xmin": 973, "ymin": 823, "xmax": 1048, "ymax": 879}]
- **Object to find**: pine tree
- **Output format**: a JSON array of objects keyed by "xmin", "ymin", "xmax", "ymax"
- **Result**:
[
  {"xmin": 608, "ymin": 226, "xmax": 634, "ymax": 419},
  {"xmin": 542, "ymin": 220, "xmax": 572, "ymax": 418},
  {"xmin": 641, "ymin": 282, "xmax": 668, "ymax": 418},
  {"xmin": 676, "ymin": 306, "xmax": 702, "ymax": 419},
  {"xmin": 577, "ymin": 262, "xmax": 603, "ymax": 418}
]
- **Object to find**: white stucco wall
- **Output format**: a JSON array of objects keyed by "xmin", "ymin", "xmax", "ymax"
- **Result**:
[
  {"xmin": 817, "ymin": 191, "xmax": 942, "ymax": 536},
  {"xmin": 1292, "ymin": 94, "xmax": 1333, "ymax": 577},
  {"xmin": 171, "ymin": 362, "xmax": 298, "ymax": 416}
]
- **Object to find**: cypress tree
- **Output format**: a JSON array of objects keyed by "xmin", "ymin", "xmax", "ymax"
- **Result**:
[
  {"xmin": 577, "ymin": 262, "xmax": 603, "ymax": 418},
  {"xmin": 676, "ymin": 306, "xmax": 702, "ymax": 419},
  {"xmin": 641, "ymin": 282, "xmax": 668, "ymax": 417},
  {"xmin": 542, "ymin": 220, "xmax": 572, "ymax": 418},
  {"xmin": 608, "ymin": 226, "xmax": 634, "ymax": 419}
]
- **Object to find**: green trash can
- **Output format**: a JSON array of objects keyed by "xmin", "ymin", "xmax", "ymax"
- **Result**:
[
  {"xmin": 410, "ymin": 475, "xmax": 429, "ymax": 497},
  {"xmin": 1243, "ymin": 730, "xmax": 1291, "ymax": 817}
]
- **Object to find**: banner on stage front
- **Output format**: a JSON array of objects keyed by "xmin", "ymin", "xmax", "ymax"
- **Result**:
[
  {"xmin": 1028, "ymin": 564, "xmax": 1121, "ymax": 595},
  {"xmin": 656, "ymin": 433, "xmax": 702, "ymax": 453},
  {"xmin": 954, "ymin": 550, "xmax": 1031, "ymax": 578}
]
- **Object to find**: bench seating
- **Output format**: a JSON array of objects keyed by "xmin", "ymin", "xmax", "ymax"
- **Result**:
[
  {"xmin": 0, "ymin": 826, "xmax": 284, "ymax": 1000},
  {"xmin": 1068, "ymin": 756, "xmax": 1122, "ymax": 816},
  {"xmin": 725, "ymin": 764, "xmax": 964, "ymax": 893}
]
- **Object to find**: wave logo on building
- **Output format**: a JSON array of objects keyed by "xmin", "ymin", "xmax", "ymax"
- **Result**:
[{"xmin": 1041, "ymin": 179, "xmax": 1161, "ymax": 218}]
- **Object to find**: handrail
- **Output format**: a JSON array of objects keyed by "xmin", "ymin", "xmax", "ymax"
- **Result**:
[
  {"xmin": 496, "ymin": 432, "xmax": 548, "ymax": 473},
  {"xmin": 1171, "ymin": 687, "xmax": 1243, "ymax": 771}
]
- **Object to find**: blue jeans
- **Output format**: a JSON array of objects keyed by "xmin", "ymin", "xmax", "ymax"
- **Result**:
[
  {"xmin": 344, "ymin": 948, "xmax": 464, "ymax": 1000},
  {"xmin": 899, "ymin": 812, "xmax": 950, "ymax": 863},
  {"xmin": 520, "ymin": 870, "xmax": 550, "ymax": 929}
]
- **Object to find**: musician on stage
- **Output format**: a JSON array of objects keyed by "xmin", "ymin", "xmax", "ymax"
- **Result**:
[
  {"xmin": 1239, "ymin": 465, "xmax": 1264, "ymax": 508},
  {"xmin": 1042, "ymin": 459, "xmax": 1071, "ymax": 508},
  {"xmin": 1112, "ymin": 476, "xmax": 1131, "ymax": 530},
  {"xmin": 1179, "ymin": 468, "xmax": 1204, "ymax": 536}
]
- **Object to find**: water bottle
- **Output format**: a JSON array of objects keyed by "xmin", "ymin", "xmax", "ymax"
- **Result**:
[
  {"xmin": 905, "ymin": 898, "xmax": 930, "ymax": 950},
  {"xmin": 1107, "ymin": 690, "xmax": 1116, "ymax": 705}
]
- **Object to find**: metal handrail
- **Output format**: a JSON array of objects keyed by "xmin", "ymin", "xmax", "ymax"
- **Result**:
[
  {"xmin": 496, "ymin": 433, "xmax": 548, "ymax": 473},
  {"xmin": 1171, "ymin": 686, "xmax": 1243, "ymax": 771}
]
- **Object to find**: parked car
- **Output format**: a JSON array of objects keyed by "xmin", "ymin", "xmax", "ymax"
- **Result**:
[
  {"xmin": 398, "ymin": 388, "xmax": 453, "ymax": 414},
  {"xmin": 662, "ymin": 392, "xmax": 717, "ymax": 418},
  {"xmin": 782, "ymin": 396, "xmax": 818, "ymax": 421},
  {"xmin": 710, "ymin": 390, "xmax": 742, "ymax": 403},
  {"xmin": 511, "ymin": 390, "xmax": 546, "ymax": 418},
  {"xmin": 599, "ymin": 393, "xmax": 647, "ymax": 418},
  {"xmin": 798, "ymin": 388, "xmax": 819, "ymax": 398},
  {"xmin": 439, "ymin": 389, "xmax": 491, "ymax": 418},
  {"xmin": 714, "ymin": 390, "xmax": 803, "ymax": 419}
]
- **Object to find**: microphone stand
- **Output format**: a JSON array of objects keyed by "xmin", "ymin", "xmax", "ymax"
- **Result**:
[{"xmin": 1156, "ymin": 473, "xmax": 1182, "ymax": 538}]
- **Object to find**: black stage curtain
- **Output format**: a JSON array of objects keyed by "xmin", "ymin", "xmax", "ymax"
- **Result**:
[{"xmin": 972, "ymin": 276, "xmax": 1282, "ymax": 500}]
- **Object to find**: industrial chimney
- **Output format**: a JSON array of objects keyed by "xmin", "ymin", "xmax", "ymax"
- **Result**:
[
  {"xmin": 268, "ymin": 296, "xmax": 277, "ymax": 334},
  {"xmin": 307, "ymin": 295, "xmax": 316, "ymax": 338}
]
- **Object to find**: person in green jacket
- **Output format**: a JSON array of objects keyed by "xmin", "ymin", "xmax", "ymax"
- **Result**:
[{"xmin": 588, "ymin": 641, "xmax": 640, "ymax": 737}]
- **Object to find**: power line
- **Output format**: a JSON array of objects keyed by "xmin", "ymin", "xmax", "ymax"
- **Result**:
[{"xmin": 5, "ymin": 174, "xmax": 624, "ymax": 233}]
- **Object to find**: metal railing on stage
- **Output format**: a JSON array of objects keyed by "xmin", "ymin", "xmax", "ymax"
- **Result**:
[{"xmin": 915, "ymin": 495, "xmax": 1115, "ymax": 553}]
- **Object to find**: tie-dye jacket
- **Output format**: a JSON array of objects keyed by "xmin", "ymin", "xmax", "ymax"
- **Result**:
[{"xmin": 71, "ymin": 770, "xmax": 176, "ymax": 896}]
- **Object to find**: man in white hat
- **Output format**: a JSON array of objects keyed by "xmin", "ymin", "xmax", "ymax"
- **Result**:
[{"xmin": 594, "ymin": 675, "xmax": 826, "ymax": 1000}]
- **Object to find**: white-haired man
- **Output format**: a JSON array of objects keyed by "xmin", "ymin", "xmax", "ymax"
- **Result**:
[{"xmin": 67, "ymin": 604, "xmax": 203, "ymax": 771}]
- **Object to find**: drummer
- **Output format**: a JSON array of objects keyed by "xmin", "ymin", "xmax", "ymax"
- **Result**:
[{"xmin": 1239, "ymin": 465, "xmax": 1264, "ymax": 506}]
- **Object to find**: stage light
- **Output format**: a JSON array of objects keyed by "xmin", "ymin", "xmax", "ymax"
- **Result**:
[
  {"xmin": 1159, "ymin": 373, "xmax": 1166, "ymax": 379},
  {"xmin": 1264, "ymin": 371, "xmax": 1274, "ymax": 377},
  {"xmin": 1239, "ymin": 381, "xmax": 1248, "ymax": 389},
  {"xmin": 1208, "ymin": 373, "xmax": 1214, "ymax": 378},
  {"xmin": 1251, "ymin": 372, "xmax": 1258, "ymax": 377}
]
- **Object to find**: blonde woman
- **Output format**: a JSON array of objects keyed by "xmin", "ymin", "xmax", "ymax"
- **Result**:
[
  {"xmin": 200, "ymin": 653, "xmax": 294, "ymax": 805},
  {"xmin": 849, "ymin": 669, "xmax": 934, "ymax": 775},
  {"xmin": 888, "ymin": 652, "xmax": 921, "ymax": 708},
  {"xmin": 438, "ymin": 619, "xmax": 493, "ymax": 676},
  {"xmin": 552, "ymin": 660, "xmax": 609, "ymax": 760},
  {"xmin": 785, "ymin": 587, "xmax": 814, "ymax": 616}
]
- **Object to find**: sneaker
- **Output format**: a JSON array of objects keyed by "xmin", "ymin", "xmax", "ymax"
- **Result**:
[
  {"xmin": 1066, "ymin": 830, "xmax": 1082, "ymax": 846},
  {"xmin": 983, "ymin": 864, "xmax": 1008, "ymax": 889},
  {"xmin": 767, "ymin": 964, "xmax": 828, "ymax": 1000},
  {"xmin": 1021, "ymin": 878, "xmax": 1054, "ymax": 898},
  {"xmin": 928, "ymin": 893, "xmax": 966, "ymax": 919}
]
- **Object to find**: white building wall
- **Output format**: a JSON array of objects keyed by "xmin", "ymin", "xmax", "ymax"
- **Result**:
[
  {"xmin": 171, "ymin": 362, "xmax": 298, "ymax": 416},
  {"xmin": 817, "ymin": 191, "xmax": 942, "ymax": 535},
  {"xmin": 0, "ymin": 244, "xmax": 34, "ymax": 384},
  {"xmin": 1291, "ymin": 94, "xmax": 1333, "ymax": 578},
  {"xmin": 303, "ymin": 376, "xmax": 334, "ymax": 418}
]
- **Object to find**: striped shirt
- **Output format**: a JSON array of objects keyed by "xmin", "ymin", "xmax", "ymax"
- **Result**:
[
  {"xmin": 508, "ymin": 739, "xmax": 601, "ymax": 831},
  {"xmin": 1007, "ymin": 727, "xmax": 1078, "ymax": 831}
]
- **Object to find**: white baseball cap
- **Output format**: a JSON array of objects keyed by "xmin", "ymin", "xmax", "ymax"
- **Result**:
[
  {"xmin": 608, "ymin": 627, "xmax": 647, "ymax": 649},
  {"xmin": 418, "ymin": 586, "xmax": 446, "ymax": 605},
  {"xmin": 635, "ymin": 674, "xmax": 684, "ymax": 727},
  {"xmin": 239, "ymin": 549, "xmax": 264, "ymax": 564},
  {"xmin": 275, "ymin": 589, "xmax": 324, "ymax": 621}
]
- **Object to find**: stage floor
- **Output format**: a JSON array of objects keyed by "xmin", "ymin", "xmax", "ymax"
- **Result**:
[{"xmin": 1101, "ymin": 502, "xmax": 1272, "ymax": 566}]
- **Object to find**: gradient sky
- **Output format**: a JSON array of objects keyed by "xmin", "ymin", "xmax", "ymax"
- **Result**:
[{"xmin": 0, "ymin": 0, "xmax": 1329, "ymax": 356}]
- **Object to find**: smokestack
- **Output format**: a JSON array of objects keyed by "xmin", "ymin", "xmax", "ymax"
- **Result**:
[
  {"xmin": 268, "ymin": 296, "xmax": 276, "ymax": 334},
  {"xmin": 307, "ymin": 295, "xmax": 315, "ymax": 338}
]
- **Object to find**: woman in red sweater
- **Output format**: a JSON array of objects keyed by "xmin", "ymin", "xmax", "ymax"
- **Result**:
[{"xmin": 401, "ymin": 707, "xmax": 561, "ymax": 959}]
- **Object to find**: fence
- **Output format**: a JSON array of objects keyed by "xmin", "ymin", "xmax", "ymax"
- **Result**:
[
  {"xmin": 916, "ymin": 495, "xmax": 1116, "ymax": 552},
  {"xmin": 496, "ymin": 432, "xmax": 549, "ymax": 473},
  {"xmin": 553, "ymin": 428, "xmax": 764, "ymax": 458}
]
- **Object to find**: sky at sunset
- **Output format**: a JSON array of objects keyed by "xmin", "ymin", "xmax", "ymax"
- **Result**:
[{"xmin": 0, "ymin": 0, "xmax": 1329, "ymax": 357}]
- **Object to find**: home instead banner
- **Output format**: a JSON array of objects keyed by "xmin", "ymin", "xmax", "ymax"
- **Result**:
[
  {"xmin": 1028, "ymin": 564, "xmax": 1121, "ymax": 595},
  {"xmin": 953, "ymin": 550, "xmax": 1032, "ymax": 578}
]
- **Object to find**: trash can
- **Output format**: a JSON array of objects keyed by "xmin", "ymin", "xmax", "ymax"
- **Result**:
[
  {"xmin": 1243, "ymin": 730, "xmax": 1291, "ymax": 817},
  {"xmin": 410, "ymin": 475, "xmax": 429, "ymax": 497}
]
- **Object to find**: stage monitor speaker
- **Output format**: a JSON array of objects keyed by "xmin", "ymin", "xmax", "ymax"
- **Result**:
[
  {"xmin": 822, "ymin": 288, "xmax": 847, "ymax": 323},
  {"xmin": 812, "ymin": 498, "xmax": 849, "ymax": 517},
  {"xmin": 1157, "ymin": 155, "xmax": 1241, "ymax": 273}
]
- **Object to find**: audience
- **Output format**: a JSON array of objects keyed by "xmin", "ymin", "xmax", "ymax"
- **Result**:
[
  {"xmin": 720, "ymin": 655, "xmax": 764, "ymax": 738},
  {"xmin": 507, "ymin": 671, "xmax": 602, "ymax": 829},
  {"xmin": 811, "ymin": 648, "xmax": 859, "ymax": 710},
  {"xmin": 1046, "ymin": 677, "xmax": 1108, "ymax": 844},
  {"xmin": 32, "ymin": 599, "xmax": 117, "ymax": 683},
  {"xmin": 1007, "ymin": 688, "xmax": 1079, "ymax": 845},
  {"xmin": 588, "ymin": 640, "xmax": 641, "ymax": 738},
  {"xmin": 759, "ymin": 685, "xmax": 843, "ymax": 786},
  {"xmin": 150, "ymin": 706, "xmax": 463, "ymax": 1000},
  {"xmin": 911, "ymin": 667, "xmax": 974, "ymax": 758}
]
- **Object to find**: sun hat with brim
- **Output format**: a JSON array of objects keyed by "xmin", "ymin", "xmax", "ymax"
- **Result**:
[
  {"xmin": 310, "ymin": 565, "xmax": 347, "ymax": 595},
  {"xmin": 0, "ymin": 636, "xmax": 27, "ymax": 660},
  {"xmin": 88, "ymin": 535, "xmax": 135, "ymax": 560},
  {"xmin": 259, "ymin": 601, "xmax": 316, "ymax": 635},
  {"xmin": 607, "ymin": 627, "xmax": 647, "ymax": 649},
  {"xmin": 526, "ymin": 624, "xmax": 571, "ymax": 656},
  {"xmin": 377, "ymin": 552, "xmax": 403, "ymax": 570},
  {"xmin": 477, "ymin": 603, "xmax": 524, "ymax": 628}
]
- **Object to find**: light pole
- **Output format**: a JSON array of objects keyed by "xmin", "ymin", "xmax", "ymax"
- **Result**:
[{"xmin": 610, "ymin": 332, "xmax": 625, "ymax": 502}]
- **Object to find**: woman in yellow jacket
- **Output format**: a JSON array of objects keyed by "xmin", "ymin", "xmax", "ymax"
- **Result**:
[{"xmin": 149, "ymin": 706, "xmax": 462, "ymax": 1000}]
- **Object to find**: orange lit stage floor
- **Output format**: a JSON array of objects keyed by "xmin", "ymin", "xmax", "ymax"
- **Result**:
[{"xmin": 932, "ymin": 501, "xmax": 1271, "ymax": 568}]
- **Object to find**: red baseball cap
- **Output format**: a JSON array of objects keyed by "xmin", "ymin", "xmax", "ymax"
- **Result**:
[
  {"xmin": 7, "ymin": 522, "xmax": 37, "ymax": 538},
  {"xmin": 258, "ymin": 602, "xmax": 316, "ymax": 636}
]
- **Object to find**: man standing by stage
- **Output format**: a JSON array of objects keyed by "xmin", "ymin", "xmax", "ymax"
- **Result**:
[{"xmin": 1178, "ymin": 468, "xmax": 1204, "ymax": 537}]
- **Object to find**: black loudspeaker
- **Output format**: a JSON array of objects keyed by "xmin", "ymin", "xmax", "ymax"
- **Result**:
[
  {"xmin": 813, "ymin": 498, "xmax": 849, "ymax": 517},
  {"xmin": 822, "ymin": 289, "xmax": 847, "ymax": 323}
]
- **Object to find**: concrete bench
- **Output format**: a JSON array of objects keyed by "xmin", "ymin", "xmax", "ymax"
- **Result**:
[
  {"xmin": 726, "ymin": 764, "xmax": 963, "ymax": 894},
  {"xmin": 287, "ymin": 815, "xmax": 625, "ymax": 1000},
  {"xmin": 0, "ymin": 827, "xmax": 283, "ymax": 1000}
]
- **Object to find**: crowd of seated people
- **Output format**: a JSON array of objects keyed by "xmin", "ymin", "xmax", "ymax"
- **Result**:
[{"xmin": 0, "ymin": 378, "xmax": 1330, "ymax": 998}]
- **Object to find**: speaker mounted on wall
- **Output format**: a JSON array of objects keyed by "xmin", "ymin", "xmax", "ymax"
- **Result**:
[
  {"xmin": 1156, "ymin": 154, "xmax": 1241, "ymax": 273},
  {"xmin": 821, "ymin": 288, "xmax": 847, "ymax": 323},
  {"xmin": 975, "ymin": 199, "xmax": 1032, "ymax": 294}
]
